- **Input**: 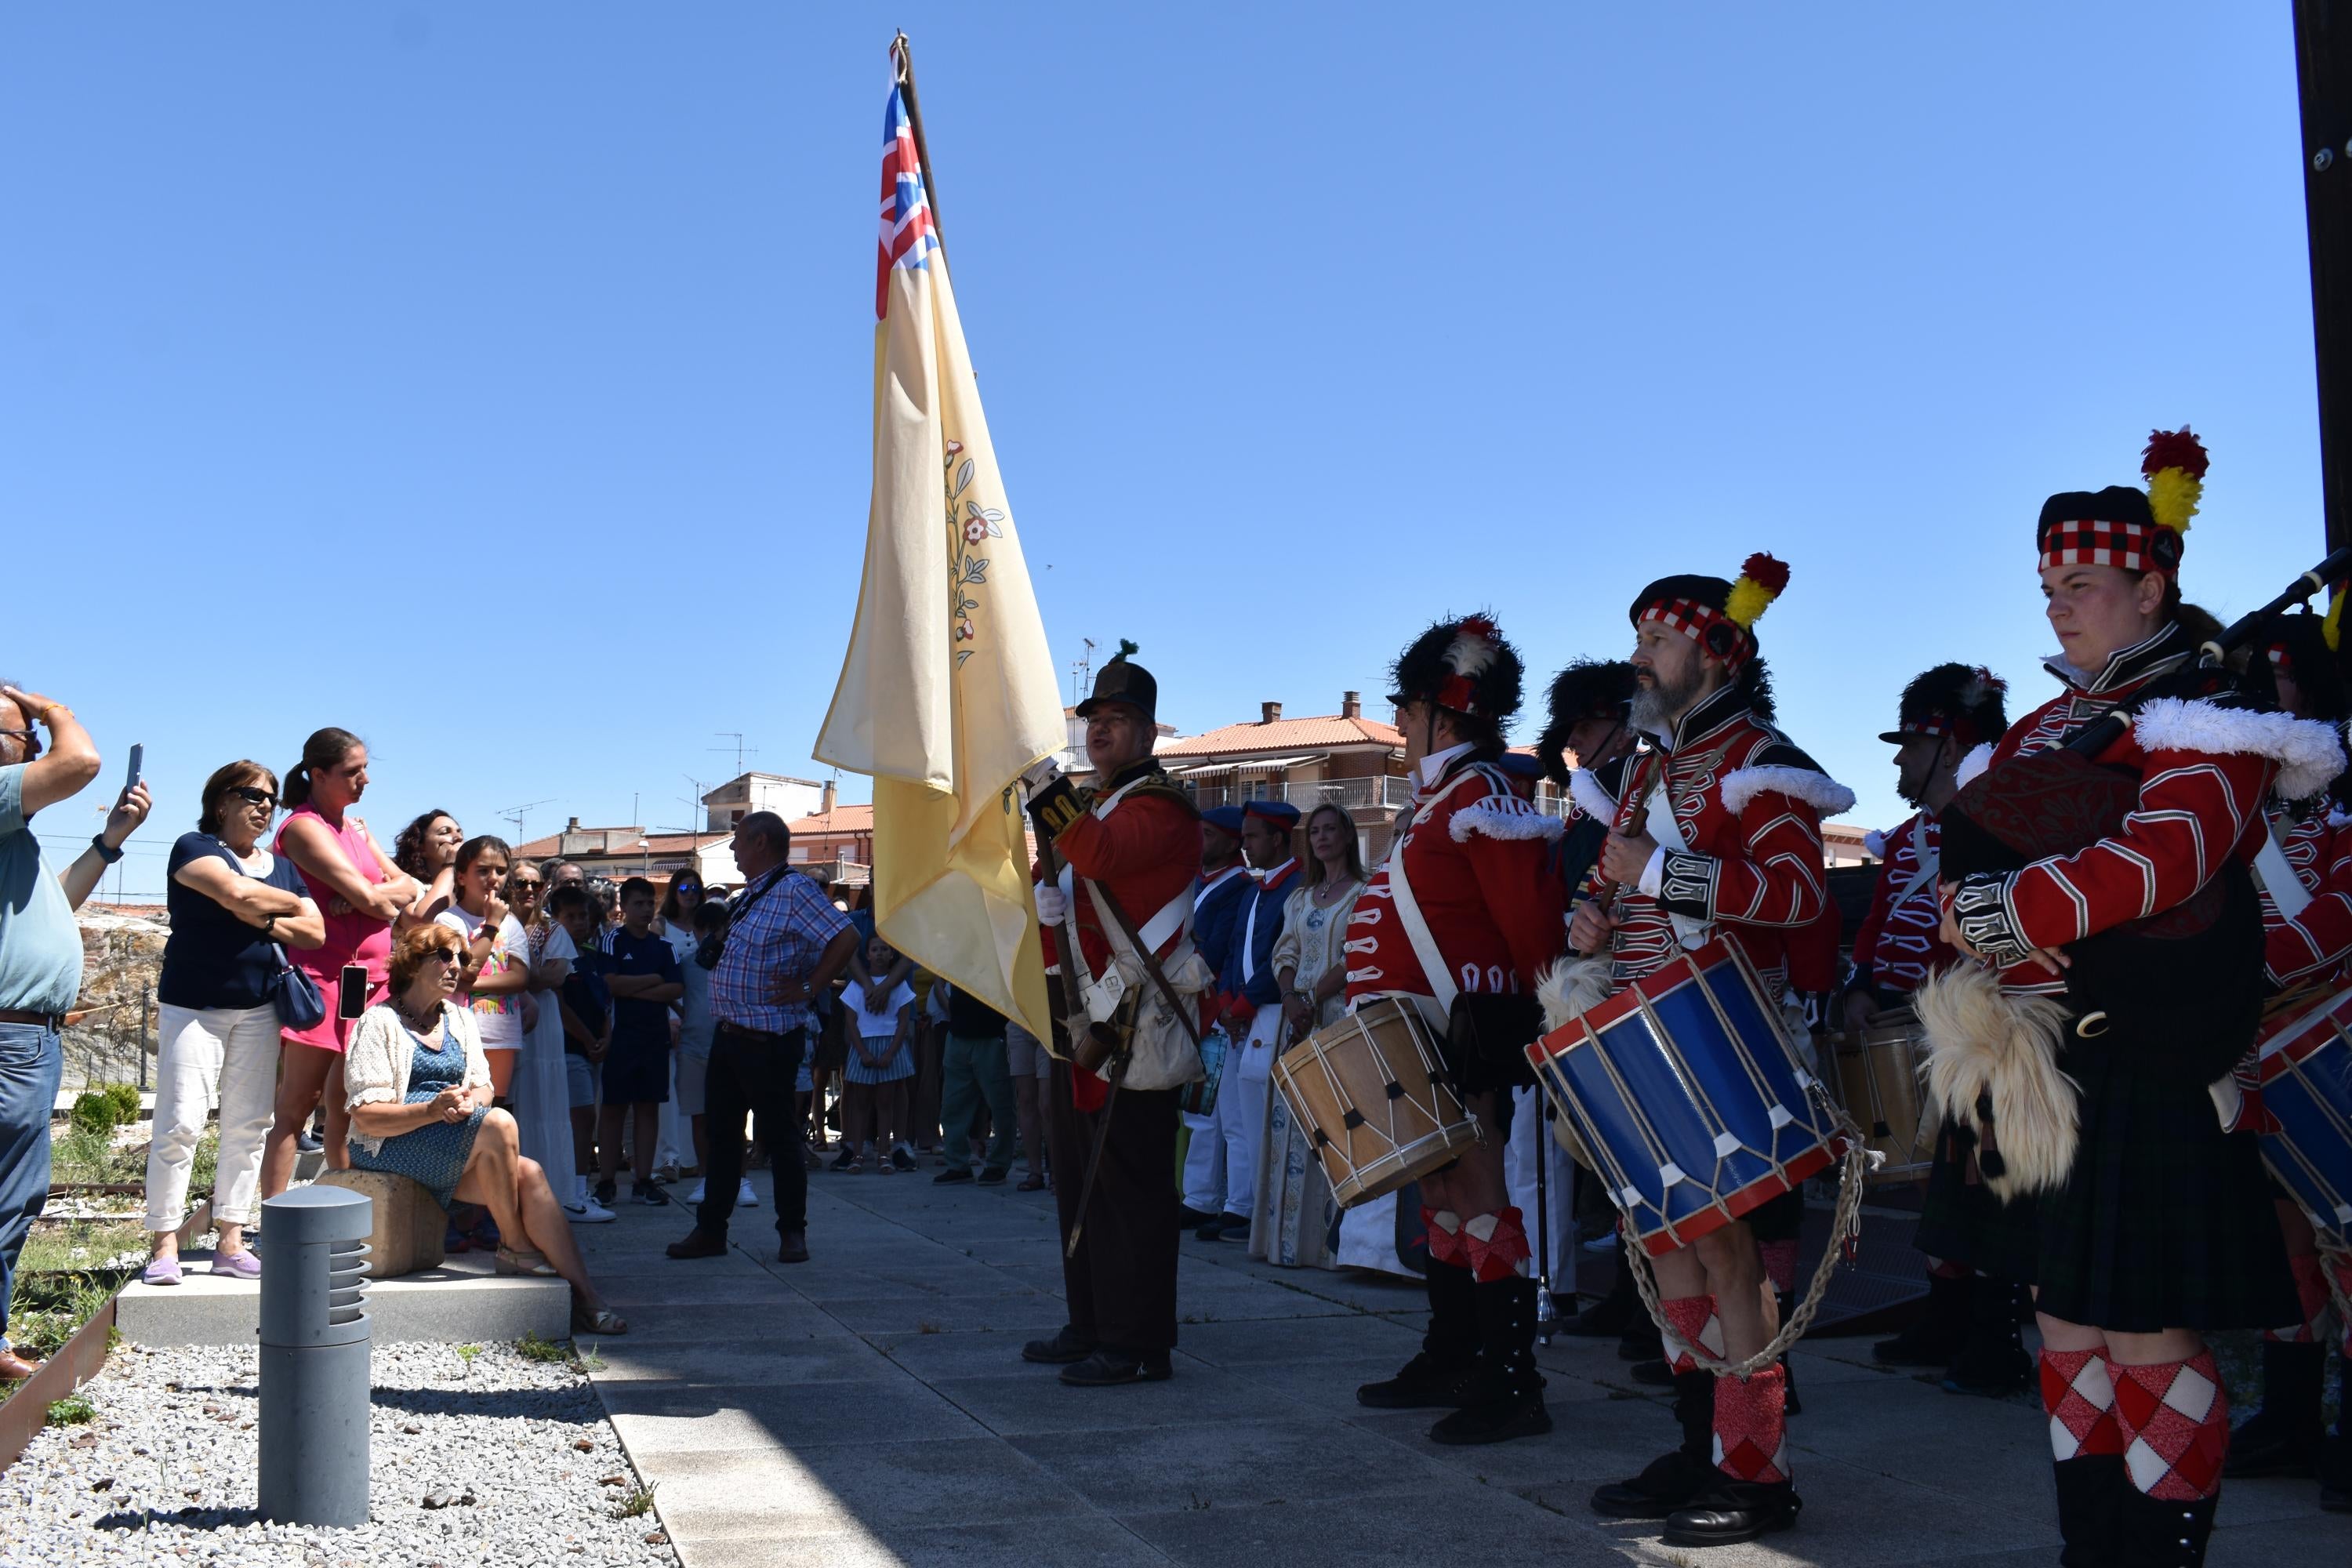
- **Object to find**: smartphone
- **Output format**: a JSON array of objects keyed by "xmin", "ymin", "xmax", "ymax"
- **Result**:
[
  {"xmin": 125, "ymin": 744, "xmax": 143, "ymax": 793},
  {"xmin": 337, "ymin": 964, "xmax": 369, "ymax": 1020}
]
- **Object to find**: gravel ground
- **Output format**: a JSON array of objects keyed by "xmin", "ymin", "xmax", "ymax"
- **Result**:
[{"xmin": 0, "ymin": 1341, "xmax": 680, "ymax": 1568}]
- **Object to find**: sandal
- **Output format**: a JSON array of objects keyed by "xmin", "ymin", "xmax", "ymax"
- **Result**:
[
  {"xmin": 495, "ymin": 1246, "xmax": 558, "ymax": 1277},
  {"xmin": 1017, "ymin": 1174, "xmax": 1047, "ymax": 1192},
  {"xmin": 571, "ymin": 1301, "xmax": 628, "ymax": 1335}
]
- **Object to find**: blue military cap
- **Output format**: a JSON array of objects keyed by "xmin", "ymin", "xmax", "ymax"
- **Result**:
[
  {"xmin": 1243, "ymin": 800, "xmax": 1302, "ymax": 829},
  {"xmin": 1201, "ymin": 805, "xmax": 1247, "ymax": 836}
]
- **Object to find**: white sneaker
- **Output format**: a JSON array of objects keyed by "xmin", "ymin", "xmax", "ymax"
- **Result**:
[
  {"xmin": 737, "ymin": 1178, "xmax": 758, "ymax": 1207},
  {"xmin": 685, "ymin": 1179, "xmax": 708, "ymax": 1204},
  {"xmin": 564, "ymin": 1197, "xmax": 616, "ymax": 1225}
]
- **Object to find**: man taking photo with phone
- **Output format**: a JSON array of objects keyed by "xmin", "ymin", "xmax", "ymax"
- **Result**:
[{"xmin": 0, "ymin": 682, "xmax": 151, "ymax": 1381}]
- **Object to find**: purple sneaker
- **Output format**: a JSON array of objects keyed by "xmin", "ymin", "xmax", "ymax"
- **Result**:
[
  {"xmin": 141, "ymin": 1256, "xmax": 183, "ymax": 1287},
  {"xmin": 210, "ymin": 1250, "xmax": 261, "ymax": 1281}
]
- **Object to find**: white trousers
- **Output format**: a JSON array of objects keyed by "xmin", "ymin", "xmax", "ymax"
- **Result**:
[
  {"xmin": 148, "ymin": 1001, "xmax": 281, "ymax": 1231},
  {"xmin": 1199, "ymin": 1003, "xmax": 1279, "ymax": 1221}
]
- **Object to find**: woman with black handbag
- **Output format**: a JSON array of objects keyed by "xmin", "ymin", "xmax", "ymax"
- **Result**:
[{"xmin": 144, "ymin": 761, "xmax": 324, "ymax": 1285}]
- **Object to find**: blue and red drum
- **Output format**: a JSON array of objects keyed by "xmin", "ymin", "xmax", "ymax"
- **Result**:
[
  {"xmin": 1526, "ymin": 937, "xmax": 1846, "ymax": 1257},
  {"xmin": 2256, "ymin": 985, "xmax": 2352, "ymax": 1245}
]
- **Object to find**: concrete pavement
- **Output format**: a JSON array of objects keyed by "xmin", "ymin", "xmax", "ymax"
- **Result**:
[{"xmin": 568, "ymin": 1166, "xmax": 2344, "ymax": 1567}]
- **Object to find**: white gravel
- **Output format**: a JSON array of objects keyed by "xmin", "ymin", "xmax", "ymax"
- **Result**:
[{"xmin": 0, "ymin": 1341, "xmax": 680, "ymax": 1567}]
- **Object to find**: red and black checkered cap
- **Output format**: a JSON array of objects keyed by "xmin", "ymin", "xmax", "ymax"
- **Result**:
[
  {"xmin": 2036, "ymin": 486, "xmax": 2178, "ymax": 576},
  {"xmin": 1628, "ymin": 574, "xmax": 1753, "ymax": 667}
]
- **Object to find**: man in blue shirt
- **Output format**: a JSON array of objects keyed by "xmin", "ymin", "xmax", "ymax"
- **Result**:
[
  {"xmin": 1196, "ymin": 800, "xmax": 1301, "ymax": 1241},
  {"xmin": 1178, "ymin": 805, "xmax": 1253, "ymax": 1229},
  {"xmin": 0, "ymin": 682, "xmax": 149, "ymax": 1382}
]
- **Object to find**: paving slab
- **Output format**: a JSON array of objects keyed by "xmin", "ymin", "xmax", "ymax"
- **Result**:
[
  {"xmin": 1010, "ymin": 1417, "xmax": 1462, "ymax": 1511},
  {"xmin": 644, "ymin": 1438, "xmax": 1094, "ymax": 1544},
  {"xmin": 927, "ymin": 1364, "xmax": 1298, "ymax": 1438},
  {"xmin": 115, "ymin": 1247, "xmax": 567, "ymax": 1346},
  {"xmin": 603, "ymin": 1375, "xmax": 985, "ymax": 1455}
]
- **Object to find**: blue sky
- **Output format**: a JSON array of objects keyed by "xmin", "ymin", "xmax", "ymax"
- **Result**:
[{"xmin": 2, "ymin": 4, "xmax": 2329, "ymax": 896}]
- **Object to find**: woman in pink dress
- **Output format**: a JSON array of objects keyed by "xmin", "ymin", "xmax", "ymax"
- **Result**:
[{"xmin": 260, "ymin": 727, "xmax": 423, "ymax": 1196}]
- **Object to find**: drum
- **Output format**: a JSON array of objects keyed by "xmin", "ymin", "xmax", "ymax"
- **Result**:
[
  {"xmin": 1833, "ymin": 1007, "xmax": 1935, "ymax": 1186},
  {"xmin": 1272, "ymin": 996, "xmax": 1482, "ymax": 1208},
  {"xmin": 1178, "ymin": 1025, "xmax": 1229, "ymax": 1119},
  {"xmin": 1525, "ymin": 936, "xmax": 1846, "ymax": 1257},
  {"xmin": 2256, "ymin": 985, "xmax": 2352, "ymax": 1244}
]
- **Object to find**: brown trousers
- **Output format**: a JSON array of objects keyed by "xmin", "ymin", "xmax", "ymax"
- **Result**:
[{"xmin": 1047, "ymin": 1058, "xmax": 1180, "ymax": 1354}]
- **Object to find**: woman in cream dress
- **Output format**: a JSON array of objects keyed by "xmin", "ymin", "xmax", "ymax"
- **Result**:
[{"xmin": 1250, "ymin": 803, "xmax": 1365, "ymax": 1267}]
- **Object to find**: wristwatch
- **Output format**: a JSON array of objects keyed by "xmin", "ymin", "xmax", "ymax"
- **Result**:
[
  {"xmin": 263, "ymin": 913, "xmax": 279, "ymax": 935},
  {"xmin": 89, "ymin": 833, "xmax": 123, "ymax": 866}
]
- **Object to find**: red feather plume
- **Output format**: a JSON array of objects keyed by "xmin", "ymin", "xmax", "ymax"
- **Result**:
[
  {"xmin": 1455, "ymin": 614, "xmax": 1497, "ymax": 641},
  {"xmin": 2141, "ymin": 426, "xmax": 2209, "ymax": 481},
  {"xmin": 1740, "ymin": 553, "xmax": 1790, "ymax": 597}
]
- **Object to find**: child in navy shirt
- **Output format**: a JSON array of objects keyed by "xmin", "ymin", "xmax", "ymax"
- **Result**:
[{"xmin": 595, "ymin": 877, "xmax": 682, "ymax": 1207}]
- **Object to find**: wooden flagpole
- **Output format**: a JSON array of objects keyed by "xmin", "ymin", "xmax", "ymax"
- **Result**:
[{"xmin": 891, "ymin": 31, "xmax": 944, "ymax": 241}]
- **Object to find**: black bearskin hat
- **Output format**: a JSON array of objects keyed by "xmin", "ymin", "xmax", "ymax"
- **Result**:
[
  {"xmin": 2263, "ymin": 611, "xmax": 2350, "ymax": 725},
  {"xmin": 1386, "ymin": 614, "xmax": 1523, "ymax": 723},
  {"xmin": 1534, "ymin": 659, "xmax": 1636, "ymax": 786},
  {"xmin": 1878, "ymin": 662, "xmax": 2009, "ymax": 750}
]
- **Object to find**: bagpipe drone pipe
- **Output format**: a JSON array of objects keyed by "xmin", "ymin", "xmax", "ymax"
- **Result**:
[{"xmin": 1935, "ymin": 544, "xmax": 2352, "ymax": 1082}]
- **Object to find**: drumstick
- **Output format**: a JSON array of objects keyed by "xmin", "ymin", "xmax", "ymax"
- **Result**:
[{"xmin": 1573, "ymin": 802, "xmax": 1650, "ymax": 958}]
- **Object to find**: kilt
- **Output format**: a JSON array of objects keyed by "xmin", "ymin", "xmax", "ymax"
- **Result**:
[
  {"xmin": 1746, "ymin": 1187, "xmax": 1805, "ymax": 1245},
  {"xmin": 1916, "ymin": 1116, "xmax": 2041, "ymax": 1286},
  {"xmin": 1439, "ymin": 993, "xmax": 1540, "ymax": 1098},
  {"xmin": 2030, "ymin": 1035, "xmax": 2296, "ymax": 1333}
]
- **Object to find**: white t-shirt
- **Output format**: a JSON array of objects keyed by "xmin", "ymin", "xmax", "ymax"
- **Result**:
[
  {"xmin": 840, "ymin": 979, "xmax": 916, "ymax": 1040},
  {"xmin": 436, "ymin": 907, "xmax": 532, "ymax": 1049}
]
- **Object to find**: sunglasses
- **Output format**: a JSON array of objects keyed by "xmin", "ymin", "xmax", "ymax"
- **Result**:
[
  {"xmin": 675, "ymin": 884, "xmax": 703, "ymax": 896},
  {"xmin": 422, "ymin": 949, "xmax": 462, "ymax": 967},
  {"xmin": 227, "ymin": 786, "xmax": 278, "ymax": 809},
  {"xmin": 510, "ymin": 880, "xmax": 544, "ymax": 893}
]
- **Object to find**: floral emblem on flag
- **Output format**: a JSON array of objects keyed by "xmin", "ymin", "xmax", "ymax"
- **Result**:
[{"xmin": 945, "ymin": 438, "xmax": 1004, "ymax": 668}]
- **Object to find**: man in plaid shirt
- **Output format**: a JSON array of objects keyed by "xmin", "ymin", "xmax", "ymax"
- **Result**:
[{"xmin": 666, "ymin": 811, "xmax": 855, "ymax": 1265}]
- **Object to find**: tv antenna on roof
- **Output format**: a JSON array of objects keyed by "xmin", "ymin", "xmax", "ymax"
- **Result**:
[
  {"xmin": 498, "ymin": 800, "xmax": 554, "ymax": 840},
  {"xmin": 1072, "ymin": 637, "xmax": 1097, "ymax": 707},
  {"xmin": 710, "ymin": 732, "xmax": 760, "ymax": 774}
]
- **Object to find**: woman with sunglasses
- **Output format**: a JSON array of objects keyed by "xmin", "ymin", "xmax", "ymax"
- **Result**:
[
  {"xmin": 146, "ymin": 763, "xmax": 325, "ymax": 1285},
  {"xmin": 345, "ymin": 924, "xmax": 626, "ymax": 1334},
  {"xmin": 505, "ymin": 860, "xmax": 584, "ymax": 1199}
]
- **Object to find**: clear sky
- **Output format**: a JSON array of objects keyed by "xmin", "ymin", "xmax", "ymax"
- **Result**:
[{"xmin": 3, "ymin": 4, "xmax": 2331, "ymax": 897}]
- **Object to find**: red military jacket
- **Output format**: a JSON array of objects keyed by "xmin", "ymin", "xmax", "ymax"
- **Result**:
[
  {"xmin": 1846, "ymin": 811, "xmax": 1958, "ymax": 1000},
  {"xmin": 1345, "ymin": 744, "xmax": 1567, "ymax": 1019},
  {"xmin": 1943, "ymin": 627, "xmax": 2340, "ymax": 997},
  {"xmin": 2262, "ymin": 803, "xmax": 2352, "ymax": 990},
  {"xmin": 1039, "ymin": 760, "xmax": 1202, "ymax": 979},
  {"xmin": 1567, "ymin": 683, "xmax": 1848, "ymax": 997}
]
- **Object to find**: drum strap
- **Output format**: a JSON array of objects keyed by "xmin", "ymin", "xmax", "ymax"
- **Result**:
[{"xmin": 2254, "ymin": 822, "xmax": 2313, "ymax": 923}]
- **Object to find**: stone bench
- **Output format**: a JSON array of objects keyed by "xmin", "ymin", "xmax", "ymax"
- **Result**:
[{"xmin": 313, "ymin": 1169, "xmax": 447, "ymax": 1279}]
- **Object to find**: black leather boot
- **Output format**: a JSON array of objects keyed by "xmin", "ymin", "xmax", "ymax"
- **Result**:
[
  {"xmin": 2222, "ymin": 1339, "xmax": 2325, "ymax": 1479},
  {"xmin": 1357, "ymin": 1259, "xmax": 1479, "ymax": 1409},
  {"xmin": 1662, "ymin": 1475, "xmax": 1802, "ymax": 1546},
  {"xmin": 2111, "ymin": 1487, "xmax": 2216, "ymax": 1566},
  {"xmin": 1943, "ymin": 1276, "xmax": 2031, "ymax": 1397},
  {"xmin": 2051, "ymin": 1454, "xmax": 2124, "ymax": 1567},
  {"xmin": 1592, "ymin": 1368, "xmax": 1714, "ymax": 1518},
  {"xmin": 1430, "ymin": 1275, "xmax": 1552, "ymax": 1444},
  {"xmin": 1874, "ymin": 1269, "xmax": 1973, "ymax": 1367},
  {"xmin": 1563, "ymin": 1240, "xmax": 1640, "ymax": 1338}
]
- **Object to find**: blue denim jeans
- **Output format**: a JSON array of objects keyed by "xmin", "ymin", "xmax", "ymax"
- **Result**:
[{"xmin": 0, "ymin": 1022, "xmax": 63, "ymax": 1355}]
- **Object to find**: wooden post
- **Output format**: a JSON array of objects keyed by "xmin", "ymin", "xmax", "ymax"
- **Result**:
[
  {"xmin": 2295, "ymin": 0, "xmax": 2352, "ymax": 553},
  {"xmin": 891, "ymin": 31, "xmax": 944, "ymax": 241}
]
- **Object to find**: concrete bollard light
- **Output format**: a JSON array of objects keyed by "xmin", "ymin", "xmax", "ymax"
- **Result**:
[{"xmin": 256, "ymin": 1185, "xmax": 374, "ymax": 1526}]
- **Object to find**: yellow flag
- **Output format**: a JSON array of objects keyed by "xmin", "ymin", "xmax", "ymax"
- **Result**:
[{"xmin": 813, "ymin": 64, "xmax": 1062, "ymax": 1042}]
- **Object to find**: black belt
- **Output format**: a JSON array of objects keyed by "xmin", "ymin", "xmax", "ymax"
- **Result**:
[
  {"xmin": 717, "ymin": 1022, "xmax": 798, "ymax": 1042},
  {"xmin": 0, "ymin": 1009, "xmax": 66, "ymax": 1030}
]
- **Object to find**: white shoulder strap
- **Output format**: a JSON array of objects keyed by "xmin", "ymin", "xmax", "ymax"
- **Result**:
[
  {"xmin": 2254, "ymin": 825, "xmax": 2313, "ymax": 922},
  {"xmin": 1385, "ymin": 768, "xmax": 1491, "ymax": 1029}
]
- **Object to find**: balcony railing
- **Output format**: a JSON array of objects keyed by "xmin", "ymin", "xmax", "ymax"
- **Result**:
[{"xmin": 1185, "ymin": 775, "xmax": 1566, "ymax": 818}]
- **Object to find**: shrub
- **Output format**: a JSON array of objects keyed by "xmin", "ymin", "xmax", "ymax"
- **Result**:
[
  {"xmin": 102, "ymin": 1083, "xmax": 141, "ymax": 1123},
  {"xmin": 67, "ymin": 1092, "xmax": 118, "ymax": 1136}
]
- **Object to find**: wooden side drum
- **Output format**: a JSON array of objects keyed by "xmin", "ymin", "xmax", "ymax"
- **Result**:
[{"xmin": 1272, "ymin": 996, "xmax": 1481, "ymax": 1208}]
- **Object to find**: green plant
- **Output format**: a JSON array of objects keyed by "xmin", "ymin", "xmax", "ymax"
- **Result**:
[
  {"xmin": 454, "ymin": 1344, "xmax": 482, "ymax": 1372},
  {"xmin": 46, "ymin": 1394, "xmax": 96, "ymax": 1427},
  {"xmin": 101, "ymin": 1082, "xmax": 142, "ymax": 1124},
  {"xmin": 47, "ymin": 1122, "xmax": 130, "ymax": 1186},
  {"xmin": 574, "ymin": 1342, "xmax": 604, "ymax": 1372},
  {"xmin": 615, "ymin": 1481, "xmax": 658, "ymax": 1519},
  {"xmin": 515, "ymin": 1332, "xmax": 569, "ymax": 1364},
  {"xmin": 187, "ymin": 1126, "xmax": 219, "ymax": 1195},
  {"xmin": 68, "ymin": 1091, "xmax": 119, "ymax": 1136}
]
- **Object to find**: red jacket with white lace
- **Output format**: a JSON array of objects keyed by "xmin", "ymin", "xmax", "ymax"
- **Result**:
[
  {"xmin": 1846, "ymin": 812, "xmax": 1958, "ymax": 999},
  {"xmin": 1942, "ymin": 628, "xmax": 2344, "ymax": 998},
  {"xmin": 1344, "ymin": 746, "xmax": 1567, "ymax": 1015},
  {"xmin": 2262, "ymin": 804, "xmax": 2352, "ymax": 990},
  {"xmin": 1036, "ymin": 763, "xmax": 1202, "ymax": 983},
  {"xmin": 1566, "ymin": 684, "xmax": 1851, "ymax": 997}
]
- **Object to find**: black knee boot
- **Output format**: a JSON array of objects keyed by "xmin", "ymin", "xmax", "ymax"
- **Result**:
[
  {"xmin": 1592, "ymin": 1367, "xmax": 1714, "ymax": 1518},
  {"xmin": 1356, "ymin": 1259, "xmax": 1479, "ymax": 1408},
  {"xmin": 1430, "ymin": 1274, "xmax": 1552, "ymax": 1444},
  {"xmin": 2051, "ymin": 1454, "xmax": 2124, "ymax": 1568},
  {"xmin": 1944, "ymin": 1274, "xmax": 2031, "ymax": 1397},
  {"xmin": 2223, "ymin": 1339, "xmax": 2325, "ymax": 1478},
  {"xmin": 2112, "ymin": 1487, "xmax": 2216, "ymax": 1567}
]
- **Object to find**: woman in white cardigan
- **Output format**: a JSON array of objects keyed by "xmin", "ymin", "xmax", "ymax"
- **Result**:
[{"xmin": 347, "ymin": 924, "xmax": 624, "ymax": 1334}]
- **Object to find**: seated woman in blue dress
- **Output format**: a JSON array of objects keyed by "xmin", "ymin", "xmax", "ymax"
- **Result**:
[{"xmin": 345, "ymin": 924, "xmax": 626, "ymax": 1335}]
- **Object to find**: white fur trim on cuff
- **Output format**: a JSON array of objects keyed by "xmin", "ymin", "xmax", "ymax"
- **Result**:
[
  {"xmin": 1862, "ymin": 829, "xmax": 1887, "ymax": 860},
  {"xmin": 1566, "ymin": 768, "xmax": 1620, "ymax": 826},
  {"xmin": 1954, "ymin": 742, "xmax": 1994, "ymax": 793},
  {"xmin": 2132, "ymin": 698, "xmax": 2347, "ymax": 802},
  {"xmin": 1449, "ymin": 798, "xmax": 1566, "ymax": 843},
  {"xmin": 1720, "ymin": 764, "xmax": 1857, "ymax": 818}
]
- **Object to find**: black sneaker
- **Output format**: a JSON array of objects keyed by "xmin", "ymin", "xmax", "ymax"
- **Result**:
[
  {"xmin": 594, "ymin": 1179, "xmax": 617, "ymax": 1207},
  {"xmin": 976, "ymin": 1167, "xmax": 1010, "ymax": 1186},
  {"xmin": 891, "ymin": 1147, "xmax": 916, "ymax": 1172},
  {"xmin": 1022, "ymin": 1325, "xmax": 1095, "ymax": 1365},
  {"xmin": 1175, "ymin": 1205, "xmax": 1218, "ymax": 1229},
  {"xmin": 830, "ymin": 1149, "xmax": 858, "ymax": 1173},
  {"xmin": 934, "ymin": 1167, "xmax": 975, "ymax": 1185},
  {"xmin": 633, "ymin": 1183, "xmax": 671, "ymax": 1207},
  {"xmin": 1059, "ymin": 1348, "xmax": 1172, "ymax": 1387}
]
